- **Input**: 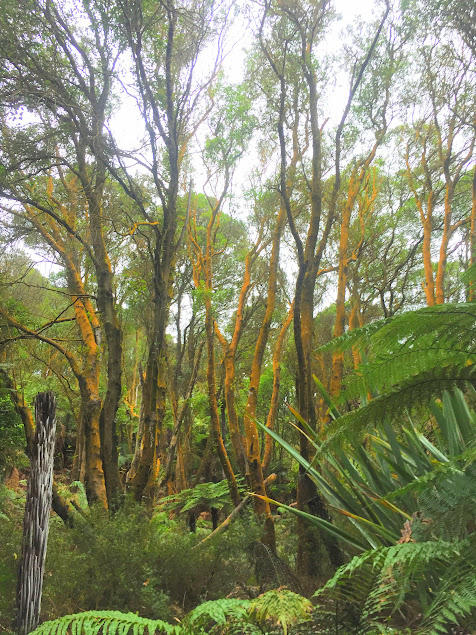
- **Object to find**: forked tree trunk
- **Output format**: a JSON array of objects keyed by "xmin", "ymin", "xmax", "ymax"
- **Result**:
[{"xmin": 16, "ymin": 392, "xmax": 56, "ymax": 635}]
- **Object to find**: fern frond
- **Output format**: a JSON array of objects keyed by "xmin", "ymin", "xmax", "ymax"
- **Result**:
[
  {"xmin": 181, "ymin": 598, "xmax": 250, "ymax": 633},
  {"xmin": 321, "ymin": 364, "xmax": 476, "ymax": 451},
  {"xmin": 249, "ymin": 588, "xmax": 312, "ymax": 635},
  {"xmin": 419, "ymin": 538, "xmax": 476, "ymax": 634},
  {"xmin": 314, "ymin": 540, "xmax": 473, "ymax": 634},
  {"xmin": 322, "ymin": 303, "xmax": 476, "ymax": 356},
  {"xmin": 31, "ymin": 611, "xmax": 179, "ymax": 635},
  {"xmin": 319, "ymin": 303, "xmax": 476, "ymax": 417}
]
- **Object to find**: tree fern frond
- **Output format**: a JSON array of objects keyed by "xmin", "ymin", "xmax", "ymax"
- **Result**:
[
  {"xmin": 321, "ymin": 303, "xmax": 476, "ymax": 356},
  {"xmin": 418, "ymin": 537, "xmax": 476, "ymax": 634},
  {"xmin": 31, "ymin": 611, "xmax": 179, "ymax": 635},
  {"xmin": 321, "ymin": 364, "xmax": 476, "ymax": 451},
  {"xmin": 314, "ymin": 540, "xmax": 473, "ymax": 634},
  {"xmin": 318, "ymin": 303, "xmax": 476, "ymax": 411}
]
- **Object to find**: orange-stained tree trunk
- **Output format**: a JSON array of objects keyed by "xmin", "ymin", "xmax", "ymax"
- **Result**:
[
  {"xmin": 259, "ymin": 0, "xmax": 389, "ymax": 579},
  {"xmin": 330, "ymin": 165, "xmax": 379, "ymax": 398},
  {"xmin": 21, "ymin": 181, "xmax": 108, "ymax": 506},
  {"xmin": 189, "ymin": 201, "xmax": 241, "ymax": 507},
  {"xmin": 262, "ymin": 303, "xmax": 294, "ymax": 473},
  {"xmin": 241, "ymin": 206, "xmax": 287, "ymax": 551},
  {"xmin": 405, "ymin": 85, "xmax": 474, "ymax": 307}
]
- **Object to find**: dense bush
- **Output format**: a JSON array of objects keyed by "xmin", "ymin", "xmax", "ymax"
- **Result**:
[
  {"xmin": 0, "ymin": 485, "xmax": 23, "ymax": 629},
  {"xmin": 0, "ymin": 497, "xmax": 266, "ymax": 628},
  {"xmin": 0, "ymin": 390, "xmax": 25, "ymax": 481},
  {"xmin": 42, "ymin": 502, "xmax": 170, "ymax": 619}
]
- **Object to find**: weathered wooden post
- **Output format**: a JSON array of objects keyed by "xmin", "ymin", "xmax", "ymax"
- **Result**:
[{"xmin": 16, "ymin": 392, "xmax": 56, "ymax": 635}]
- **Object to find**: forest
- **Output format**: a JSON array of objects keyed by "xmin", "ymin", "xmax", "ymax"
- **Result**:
[{"xmin": 0, "ymin": 0, "xmax": 475, "ymax": 632}]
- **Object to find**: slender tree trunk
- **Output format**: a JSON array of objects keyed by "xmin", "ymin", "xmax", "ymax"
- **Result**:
[
  {"xmin": 87, "ymin": 190, "xmax": 123, "ymax": 507},
  {"xmin": 205, "ymin": 297, "xmax": 241, "ymax": 507},
  {"xmin": 243, "ymin": 209, "xmax": 286, "ymax": 546},
  {"xmin": 262, "ymin": 304, "xmax": 293, "ymax": 472},
  {"xmin": 16, "ymin": 393, "xmax": 56, "ymax": 635},
  {"xmin": 422, "ymin": 215, "xmax": 436, "ymax": 306},
  {"xmin": 330, "ymin": 202, "xmax": 351, "ymax": 398},
  {"xmin": 435, "ymin": 185, "xmax": 453, "ymax": 305}
]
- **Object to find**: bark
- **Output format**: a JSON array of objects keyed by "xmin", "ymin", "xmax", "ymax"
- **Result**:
[
  {"xmin": 330, "ymin": 165, "xmax": 379, "ymax": 397},
  {"xmin": 189, "ymin": 198, "xmax": 241, "ymax": 507},
  {"xmin": 262, "ymin": 304, "xmax": 294, "ymax": 472},
  {"xmin": 16, "ymin": 392, "xmax": 56, "ymax": 635},
  {"xmin": 215, "ymin": 250, "xmax": 256, "ymax": 473},
  {"xmin": 259, "ymin": 0, "xmax": 388, "ymax": 577},
  {"xmin": 243, "ymin": 207, "xmax": 286, "ymax": 547},
  {"xmin": 205, "ymin": 297, "xmax": 241, "ymax": 507}
]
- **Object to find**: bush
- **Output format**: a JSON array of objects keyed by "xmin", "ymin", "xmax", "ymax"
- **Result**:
[
  {"xmin": 0, "ymin": 485, "xmax": 23, "ymax": 631},
  {"xmin": 151, "ymin": 510, "xmax": 261, "ymax": 610},
  {"xmin": 0, "ymin": 391, "xmax": 26, "ymax": 481},
  {"xmin": 42, "ymin": 502, "xmax": 170, "ymax": 620}
]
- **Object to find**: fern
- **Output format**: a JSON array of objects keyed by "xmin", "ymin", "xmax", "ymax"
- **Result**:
[
  {"xmin": 180, "ymin": 598, "xmax": 250, "ymax": 633},
  {"xmin": 318, "ymin": 302, "xmax": 476, "ymax": 440},
  {"xmin": 314, "ymin": 540, "xmax": 476, "ymax": 633},
  {"xmin": 249, "ymin": 588, "xmax": 312, "ymax": 635},
  {"xmin": 321, "ymin": 364, "xmax": 476, "ymax": 451},
  {"xmin": 158, "ymin": 478, "xmax": 245, "ymax": 515},
  {"xmin": 30, "ymin": 591, "xmax": 316, "ymax": 635},
  {"xmin": 31, "ymin": 611, "xmax": 179, "ymax": 635}
]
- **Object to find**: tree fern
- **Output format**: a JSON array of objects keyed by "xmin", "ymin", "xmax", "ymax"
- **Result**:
[
  {"xmin": 314, "ymin": 539, "xmax": 476, "ymax": 633},
  {"xmin": 318, "ymin": 302, "xmax": 476, "ymax": 441},
  {"xmin": 321, "ymin": 365, "xmax": 476, "ymax": 451},
  {"xmin": 158, "ymin": 479, "xmax": 245, "ymax": 515},
  {"xmin": 179, "ymin": 598, "xmax": 250, "ymax": 633}
]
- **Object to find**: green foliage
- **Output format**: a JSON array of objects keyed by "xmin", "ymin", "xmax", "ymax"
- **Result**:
[
  {"xmin": 0, "ymin": 484, "xmax": 23, "ymax": 626},
  {"xmin": 319, "ymin": 303, "xmax": 476, "ymax": 447},
  {"xmin": 30, "ymin": 589, "xmax": 315, "ymax": 635},
  {"xmin": 42, "ymin": 503, "xmax": 170, "ymax": 619},
  {"xmin": 181, "ymin": 598, "xmax": 250, "ymax": 633},
  {"xmin": 262, "ymin": 387, "xmax": 476, "ymax": 550},
  {"xmin": 0, "ymin": 386, "xmax": 25, "ymax": 479},
  {"xmin": 314, "ymin": 538, "xmax": 476, "ymax": 634},
  {"xmin": 158, "ymin": 479, "xmax": 244, "ymax": 515},
  {"xmin": 259, "ymin": 299, "xmax": 476, "ymax": 632},
  {"xmin": 249, "ymin": 589, "xmax": 312, "ymax": 635},
  {"xmin": 149, "ymin": 514, "xmax": 260, "ymax": 609},
  {"xmin": 31, "ymin": 611, "xmax": 179, "ymax": 635}
]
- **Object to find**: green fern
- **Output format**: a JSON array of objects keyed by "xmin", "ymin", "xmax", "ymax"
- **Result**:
[
  {"xmin": 318, "ymin": 302, "xmax": 476, "ymax": 441},
  {"xmin": 31, "ymin": 610, "xmax": 179, "ymax": 635},
  {"xmin": 158, "ymin": 479, "xmax": 245, "ymax": 515},
  {"xmin": 180, "ymin": 598, "xmax": 250, "ymax": 633},
  {"xmin": 314, "ymin": 539, "xmax": 476, "ymax": 633},
  {"xmin": 321, "ymin": 365, "xmax": 476, "ymax": 451},
  {"xmin": 249, "ymin": 588, "xmax": 312, "ymax": 635},
  {"xmin": 30, "ymin": 590, "xmax": 315, "ymax": 635}
]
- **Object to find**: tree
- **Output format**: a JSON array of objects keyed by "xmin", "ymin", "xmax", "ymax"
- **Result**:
[
  {"xmin": 0, "ymin": 0, "xmax": 123, "ymax": 506},
  {"xmin": 257, "ymin": 0, "xmax": 391, "ymax": 578}
]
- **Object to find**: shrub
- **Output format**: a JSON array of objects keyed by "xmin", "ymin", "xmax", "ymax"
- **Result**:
[{"xmin": 42, "ymin": 502, "xmax": 169, "ymax": 620}]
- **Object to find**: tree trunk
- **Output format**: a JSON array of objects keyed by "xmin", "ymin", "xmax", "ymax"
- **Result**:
[
  {"xmin": 262, "ymin": 304, "xmax": 293, "ymax": 472},
  {"xmin": 16, "ymin": 392, "xmax": 56, "ymax": 635}
]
